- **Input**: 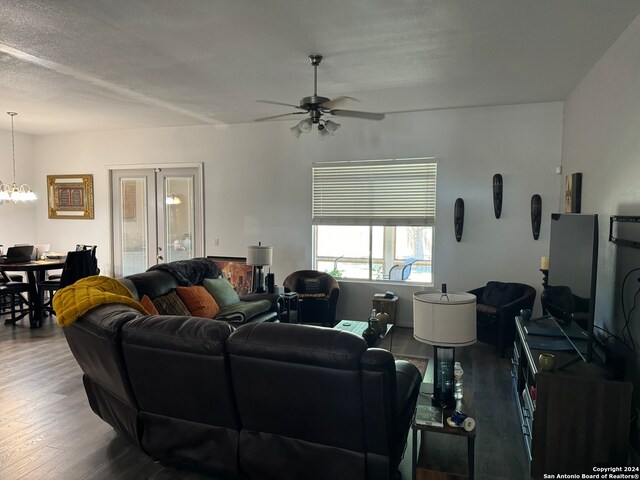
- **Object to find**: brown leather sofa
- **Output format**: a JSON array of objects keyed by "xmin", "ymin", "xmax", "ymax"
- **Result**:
[
  {"xmin": 64, "ymin": 304, "xmax": 421, "ymax": 480},
  {"xmin": 62, "ymin": 292, "xmax": 421, "ymax": 480}
]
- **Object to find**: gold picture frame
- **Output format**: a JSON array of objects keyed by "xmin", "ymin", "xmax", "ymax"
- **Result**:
[{"xmin": 47, "ymin": 174, "xmax": 95, "ymax": 219}]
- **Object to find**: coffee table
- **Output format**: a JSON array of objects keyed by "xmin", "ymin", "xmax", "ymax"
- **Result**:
[{"xmin": 333, "ymin": 319, "xmax": 392, "ymax": 347}]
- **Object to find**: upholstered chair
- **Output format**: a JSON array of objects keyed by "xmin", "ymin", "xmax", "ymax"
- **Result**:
[
  {"xmin": 39, "ymin": 249, "xmax": 99, "ymax": 324},
  {"xmin": 283, "ymin": 270, "xmax": 340, "ymax": 326},
  {"xmin": 468, "ymin": 281, "xmax": 536, "ymax": 357}
]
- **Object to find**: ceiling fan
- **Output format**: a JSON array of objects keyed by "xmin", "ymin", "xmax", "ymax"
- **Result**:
[{"xmin": 254, "ymin": 54, "xmax": 385, "ymax": 137}]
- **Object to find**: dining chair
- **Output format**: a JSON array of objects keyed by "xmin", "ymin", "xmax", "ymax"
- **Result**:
[
  {"xmin": 47, "ymin": 244, "xmax": 99, "ymax": 281},
  {"xmin": 0, "ymin": 272, "xmax": 32, "ymax": 325},
  {"xmin": 39, "ymin": 249, "xmax": 99, "ymax": 320}
]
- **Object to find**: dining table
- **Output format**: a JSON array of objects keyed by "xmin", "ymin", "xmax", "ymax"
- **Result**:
[{"xmin": 0, "ymin": 258, "xmax": 66, "ymax": 328}]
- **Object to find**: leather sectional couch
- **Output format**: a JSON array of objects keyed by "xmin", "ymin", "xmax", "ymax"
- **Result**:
[
  {"xmin": 61, "ymin": 263, "xmax": 422, "ymax": 479},
  {"xmin": 119, "ymin": 259, "xmax": 281, "ymax": 324}
]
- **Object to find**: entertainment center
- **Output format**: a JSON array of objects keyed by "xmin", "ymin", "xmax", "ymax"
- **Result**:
[
  {"xmin": 512, "ymin": 316, "xmax": 632, "ymax": 477},
  {"xmin": 512, "ymin": 213, "xmax": 633, "ymax": 476}
]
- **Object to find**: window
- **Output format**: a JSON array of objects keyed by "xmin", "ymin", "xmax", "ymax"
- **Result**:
[{"xmin": 313, "ymin": 159, "xmax": 436, "ymax": 283}]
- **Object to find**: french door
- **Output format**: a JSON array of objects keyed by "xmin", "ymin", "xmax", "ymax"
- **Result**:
[{"xmin": 111, "ymin": 166, "xmax": 203, "ymax": 277}]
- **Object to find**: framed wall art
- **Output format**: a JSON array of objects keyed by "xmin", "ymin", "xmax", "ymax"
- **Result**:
[
  {"xmin": 47, "ymin": 174, "xmax": 95, "ymax": 219},
  {"xmin": 564, "ymin": 172, "xmax": 582, "ymax": 214},
  {"xmin": 207, "ymin": 256, "xmax": 254, "ymax": 296}
]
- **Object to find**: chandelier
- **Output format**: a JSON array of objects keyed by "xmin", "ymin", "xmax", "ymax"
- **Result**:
[{"xmin": 0, "ymin": 112, "xmax": 36, "ymax": 203}]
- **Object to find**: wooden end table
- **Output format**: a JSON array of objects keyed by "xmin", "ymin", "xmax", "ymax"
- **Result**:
[
  {"xmin": 412, "ymin": 385, "xmax": 476, "ymax": 480},
  {"xmin": 280, "ymin": 292, "xmax": 299, "ymax": 323}
]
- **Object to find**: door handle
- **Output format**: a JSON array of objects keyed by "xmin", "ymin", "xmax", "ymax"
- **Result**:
[{"xmin": 157, "ymin": 255, "xmax": 164, "ymax": 261}]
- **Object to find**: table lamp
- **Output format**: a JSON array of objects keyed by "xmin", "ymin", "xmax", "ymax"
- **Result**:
[
  {"xmin": 246, "ymin": 242, "xmax": 273, "ymax": 293},
  {"xmin": 413, "ymin": 285, "xmax": 476, "ymax": 408}
]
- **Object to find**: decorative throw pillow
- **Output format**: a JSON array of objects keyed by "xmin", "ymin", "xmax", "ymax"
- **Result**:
[
  {"xmin": 139, "ymin": 294, "xmax": 159, "ymax": 315},
  {"xmin": 152, "ymin": 291, "xmax": 191, "ymax": 316},
  {"xmin": 176, "ymin": 285, "xmax": 220, "ymax": 318},
  {"xmin": 203, "ymin": 278, "xmax": 241, "ymax": 308}
]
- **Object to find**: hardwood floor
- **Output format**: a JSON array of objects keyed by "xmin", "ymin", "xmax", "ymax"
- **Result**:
[{"xmin": 0, "ymin": 316, "xmax": 529, "ymax": 480}]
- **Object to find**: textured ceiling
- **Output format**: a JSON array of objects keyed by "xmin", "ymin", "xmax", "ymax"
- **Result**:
[{"xmin": 0, "ymin": 0, "xmax": 639, "ymax": 135}]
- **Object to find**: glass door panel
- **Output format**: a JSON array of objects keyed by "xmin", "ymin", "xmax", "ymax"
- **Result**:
[
  {"xmin": 162, "ymin": 176, "xmax": 195, "ymax": 263},
  {"xmin": 121, "ymin": 177, "xmax": 150, "ymax": 276},
  {"xmin": 112, "ymin": 170, "xmax": 156, "ymax": 277}
]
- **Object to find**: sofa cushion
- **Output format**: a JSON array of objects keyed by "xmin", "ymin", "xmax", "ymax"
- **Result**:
[
  {"xmin": 216, "ymin": 300, "xmax": 271, "ymax": 323},
  {"xmin": 152, "ymin": 291, "xmax": 191, "ymax": 316},
  {"xmin": 140, "ymin": 295, "xmax": 159, "ymax": 315},
  {"xmin": 203, "ymin": 278, "xmax": 240, "ymax": 308},
  {"xmin": 176, "ymin": 285, "xmax": 220, "ymax": 318},
  {"xmin": 480, "ymin": 282, "xmax": 522, "ymax": 308}
]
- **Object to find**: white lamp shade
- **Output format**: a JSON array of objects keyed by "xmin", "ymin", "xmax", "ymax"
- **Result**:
[
  {"xmin": 413, "ymin": 291, "xmax": 477, "ymax": 347},
  {"xmin": 246, "ymin": 245, "xmax": 273, "ymax": 266}
]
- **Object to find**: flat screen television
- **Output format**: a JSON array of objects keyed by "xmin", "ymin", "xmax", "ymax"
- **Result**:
[{"xmin": 541, "ymin": 213, "xmax": 599, "ymax": 362}]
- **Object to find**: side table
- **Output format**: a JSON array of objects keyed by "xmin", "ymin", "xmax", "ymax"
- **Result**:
[
  {"xmin": 372, "ymin": 294, "xmax": 398, "ymax": 324},
  {"xmin": 412, "ymin": 385, "xmax": 476, "ymax": 480},
  {"xmin": 281, "ymin": 292, "xmax": 299, "ymax": 323}
]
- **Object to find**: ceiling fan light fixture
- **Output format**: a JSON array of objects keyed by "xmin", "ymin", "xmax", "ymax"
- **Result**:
[
  {"xmin": 318, "ymin": 124, "xmax": 331, "ymax": 139},
  {"xmin": 290, "ymin": 124, "xmax": 302, "ymax": 138},
  {"xmin": 298, "ymin": 118, "xmax": 312, "ymax": 133},
  {"xmin": 324, "ymin": 119, "xmax": 341, "ymax": 133},
  {"xmin": 261, "ymin": 54, "xmax": 384, "ymax": 140}
]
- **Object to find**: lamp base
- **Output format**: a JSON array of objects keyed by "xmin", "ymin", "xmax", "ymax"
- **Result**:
[
  {"xmin": 433, "ymin": 345, "xmax": 455, "ymax": 409},
  {"xmin": 252, "ymin": 266, "xmax": 265, "ymax": 293}
]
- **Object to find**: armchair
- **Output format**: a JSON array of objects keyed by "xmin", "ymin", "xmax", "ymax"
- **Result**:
[
  {"xmin": 468, "ymin": 281, "xmax": 536, "ymax": 357},
  {"xmin": 283, "ymin": 270, "xmax": 340, "ymax": 326}
]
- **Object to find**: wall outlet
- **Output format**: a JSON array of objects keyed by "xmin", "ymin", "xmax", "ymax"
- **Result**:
[{"xmin": 215, "ymin": 238, "xmax": 220, "ymax": 246}]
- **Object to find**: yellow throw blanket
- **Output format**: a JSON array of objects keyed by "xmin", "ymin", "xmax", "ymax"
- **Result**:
[{"xmin": 53, "ymin": 275, "xmax": 147, "ymax": 327}]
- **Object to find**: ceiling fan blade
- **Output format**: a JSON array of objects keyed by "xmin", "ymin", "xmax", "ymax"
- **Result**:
[
  {"xmin": 321, "ymin": 96, "xmax": 360, "ymax": 109},
  {"xmin": 329, "ymin": 109, "xmax": 385, "ymax": 121},
  {"xmin": 253, "ymin": 112, "xmax": 306, "ymax": 122},
  {"xmin": 257, "ymin": 100, "xmax": 305, "ymax": 109}
]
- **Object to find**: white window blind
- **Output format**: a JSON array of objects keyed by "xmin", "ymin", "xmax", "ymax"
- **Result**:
[{"xmin": 312, "ymin": 159, "xmax": 437, "ymax": 226}]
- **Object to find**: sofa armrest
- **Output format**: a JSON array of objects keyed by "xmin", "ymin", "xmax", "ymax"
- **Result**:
[{"xmin": 239, "ymin": 293, "xmax": 283, "ymax": 319}]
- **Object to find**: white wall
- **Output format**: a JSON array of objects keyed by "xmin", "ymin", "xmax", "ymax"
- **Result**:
[
  {"xmin": 33, "ymin": 102, "xmax": 563, "ymax": 326},
  {"xmin": 0, "ymin": 130, "xmax": 38, "ymax": 247},
  {"xmin": 562, "ymin": 15, "xmax": 640, "ymax": 419}
]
